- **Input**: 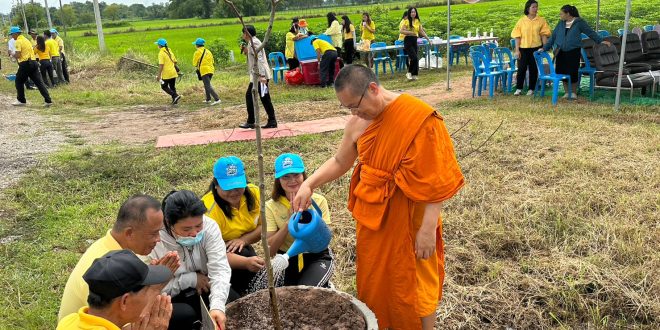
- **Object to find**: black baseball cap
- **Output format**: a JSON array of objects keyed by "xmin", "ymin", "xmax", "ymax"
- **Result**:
[{"xmin": 83, "ymin": 250, "xmax": 171, "ymax": 301}]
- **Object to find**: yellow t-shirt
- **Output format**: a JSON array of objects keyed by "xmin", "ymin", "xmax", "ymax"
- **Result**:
[
  {"xmin": 14, "ymin": 35, "xmax": 35, "ymax": 63},
  {"xmin": 312, "ymin": 39, "xmax": 337, "ymax": 54},
  {"xmin": 158, "ymin": 47, "xmax": 178, "ymax": 80},
  {"xmin": 192, "ymin": 47, "xmax": 215, "ymax": 76},
  {"xmin": 58, "ymin": 231, "xmax": 122, "ymax": 321},
  {"xmin": 285, "ymin": 32, "xmax": 296, "ymax": 59},
  {"xmin": 361, "ymin": 21, "xmax": 376, "ymax": 41},
  {"xmin": 56, "ymin": 35, "xmax": 65, "ymax": 53},
  {"xmin": 511, "ymin": 15, "xmax": 552, "ymax": 48},
  {"xmin": 402, "ymin": 18, "xmax": 421, "ymax": 37},
  {"xmin": 398, "ymin": 19, "xmax": 406, "ymax": 41},
  {"xmin": 46, "ymin": 38, "xmax": 60, "ymax": 57},
  {"xmin": 343, "ymin": 24, "xmax": 355, "ymax": 41},
  {"xmin": 265, "ymin": 194, "xmax": 331, "ymax": 252},
  {"xmin": 202, "ymin": 184, "xmax": 261, "ymax": 241},
  {"xmin": 57, "ymin": 307, "xmax": 121, "ymax": 330},
  {"xmin": 34, "ymin": 45, "xmax": 51, "ymax": 60}
]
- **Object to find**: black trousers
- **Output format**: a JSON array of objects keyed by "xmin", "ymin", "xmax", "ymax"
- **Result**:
[
  {"xmin": 229, "ymin": 245, "xmax": 260, "ymax": 296},
  {"xmin": 279, "ymin": 249, "xmax": 334, "ymax": 287},
  {"xmin": 286, "ymin": 57, "xmax": 300, "ymax": 70},
  {"xmin": 39, "ymin": 59, "xmax": 55, "ymax": 87},
  {"xmin": 201, "ymin": 74, "xmax": 220, "ymax": 102},
  {"xmin": 319, "ymin": 50, "xmax": 338, "ymax": 87},
  {"xmin": 16, "ymin": 60, "xmax": 51, "ymax": 104},
  {"xmin": 343, "ymin": 39, "xmax": 355, "ymax": 64},
  {"xmin": 245, "ymin": 81, "xmax": 276, "ymax": 124},
  {"xmin": 161, "ymin": 78, "xmax": 178, "ymax": 100},
  {"xmin": 404, "ymin": 36, "xmax": 419, "ymax": 75},
  {"xmin": 169, "ymin": 287, "xmax": 240, "ymax": 330},
  {"xmin": 555, "ymin": 48, "xmax": 581, "ymax": 83},
  {"xmin": 61, "ymin": 52, "xmax": 70, "ymax": 83},
  {"xmin": 516, "ymin": 47, "xmax": 539, "ymax": 90}
]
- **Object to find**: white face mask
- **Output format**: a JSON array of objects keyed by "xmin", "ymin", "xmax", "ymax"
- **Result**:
[{"xmin": 175, "ymin": 229, "xmax": 205, "ymax": 247}]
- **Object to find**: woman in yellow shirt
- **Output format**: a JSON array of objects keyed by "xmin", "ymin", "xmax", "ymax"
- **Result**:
[
  {"xmin": 360, "ymin": 12, "xmax": 376, "ymax": 68},
  {"xmin": 192, "ymin": 38, "xmax": 221, "ymax": 105},
  {"xmin": 155, "ymin": 38, "xmax": 181, "ymax": 105},
  {"xmin": 34, "ymin": 36, "xmax": 54, "ymax": 87},
  {"xmin": 266, "ymin": 153, "xmax": 334, "ymax": 287},
  {"xmin": 325, "ymin": 12, "xmax": 343, "ymax": 56},
  {"xmin": 201, "ymin": 156, "xmax": 264, "ymax": 298},
  {"xmin": 400, "ymin": 7, "xmax": 431, "ymax": 81},
  {"xmin": 511, "ymin": 0, "xmax": 551, "ymax": 95},
  {"xmin": 341, "ymin": 15, "xmax": 355, "ymax": 64},
  {"xmin": 285, "ymin": 22, "xmax": 306, "ymax": 70}
]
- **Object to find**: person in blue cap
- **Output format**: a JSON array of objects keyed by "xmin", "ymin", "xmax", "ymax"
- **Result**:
[
  {"xmin": 201, "ymin": 156, "xmax": 264, "ymax": 298},
  {"xmin": 50, "ymin": 28, "xmax": 70, "ymax": 83},
  {"xmin": 8, "ymin": 26, "xmax": 52, "ymax": 107},
  {"xmin": 266, "ymin": 153, "xmax": 334, "ymax": 287},
  {"xmin": 155, "ymin": 38, "xmax": 181, "ymax": 105},
  {"xmin": 192, "ymin": 37, "xmax": 221, "ymax": 105}
]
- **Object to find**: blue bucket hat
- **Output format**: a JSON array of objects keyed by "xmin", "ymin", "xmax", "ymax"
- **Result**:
[
  {"xmin": 213, "ymin": 156, "xmax": 247, "ymax": 190},
  {"xmin": 274, "ymin": 153, "xmax": 305, "ymax": 179},
  {"xmin": 154, "ymin": 38, "xmax": 167, "ymax": 47},
  {"xmin": 193, "ymin": 38, "xmax": 205, "ymax": 46},
  {"xmin": 50, "ymin": 28, "xmax": 58, "ymax": 34},
  {"xmin": 9, "ymin": 26, "xmax": 21, "ymax": 34}
]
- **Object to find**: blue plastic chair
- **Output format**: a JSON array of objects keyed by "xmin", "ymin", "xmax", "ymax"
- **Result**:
[
  {"xmin": 469, "ymin": 51, "xmax": 504, "ymax": 99},
  {"xmin": 510, "ymin": 39, "xmax": 516, "ymax": 50},
  {"xmin": 268, "ymin": 52, "xmax": 288, "ymax": 84},
  {"xmin": 494, "ymin": 47, "xmax": 517, "ymax": 94},
  {"xmin": 430, "ymin": 42, "xmax": 444, "ymax": 69},
  {"xmin": 449, "ymin": 35, "xmax": 469, "ymax": 65},
  {"xmin": 482, "ymin": 42, "xmax": 501, "ymax": 67},
  {"xmin": 597, "ymin": 30, "xmax": 610, "ymax": 38},
  {"xmin": 644, "ymin": 25, "xmax": 654, "ymax": 32},
  {"xmin": 370, "ymin": 42, "xmax": 394, "ymax": 77},
  {"xmin": 394, "ymin": 40, "xmax": 408, "ymax": 72},
  {"xmin": 533, "ymin": 51, "xmax": 572, "ymax": 105},
  {"xmin": 577, "ymin": 48, "xmax": 595, "ymax": 100}
]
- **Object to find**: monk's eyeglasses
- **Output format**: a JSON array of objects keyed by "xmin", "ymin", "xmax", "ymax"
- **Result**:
[{"xmin": 341, "ymin": 84, "xmax": 370, "ymax": 111}]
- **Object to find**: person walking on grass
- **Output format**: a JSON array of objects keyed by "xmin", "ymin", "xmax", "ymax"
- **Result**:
[
  {"xmin": 511, "ymin": 0, "xmax": 552, "ymax": 96},
  {"xmin": 239, "ymin": 25, "xmax": 277, "ymax": 129},
  {"xmin": 156, "ymin": 38, "xmax": 182, "ymax": 105},
  {"xmin": 400, "ymin": 7, "xmax": 431, "ymax": 81},
  {"xmin": 311, "ymin": 36, "xmax": 338, "ymax": 88},
  {"xmin": 34, "ymin": 35, "xmax": 55, "ymax": 88},
  {"xmin": 192, "ymin": 38, "xmax": 222, "ymax": 106},
  {"xmin": 45, "ymin": 30, "xmax": 64, "ymax": 85},
  {"xmin": 9, "ymin": 26, "xmax": 52, "ymax": 107}
]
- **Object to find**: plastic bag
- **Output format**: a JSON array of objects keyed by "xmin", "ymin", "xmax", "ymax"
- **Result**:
[{"xmin": 285, "ymin": 68, "xmax": 304, "ymax": 85}]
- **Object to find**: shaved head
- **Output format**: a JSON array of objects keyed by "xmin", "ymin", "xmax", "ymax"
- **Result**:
[{"xmin": 334, "ymin": 64, "xmax": 379, "ymax": 96}]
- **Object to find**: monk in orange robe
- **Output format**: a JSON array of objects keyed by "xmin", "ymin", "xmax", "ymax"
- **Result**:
[{"xmin": 294, "ymin": 64, "xmax": 464, "ymax": 329}]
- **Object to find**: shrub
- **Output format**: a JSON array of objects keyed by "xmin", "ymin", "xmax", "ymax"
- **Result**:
[
  {"xmin": 264, "ymin": 31, "xmax": 288, "ymax": 56},
  {"xmin": 205, "ymin": 38, "xmax": 233, "ymax": 67}
]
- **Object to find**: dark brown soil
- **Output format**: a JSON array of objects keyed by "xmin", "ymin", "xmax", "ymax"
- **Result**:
[{"xmin": 226, "ymin": 286, "xmax": 367, "ymax": 329}]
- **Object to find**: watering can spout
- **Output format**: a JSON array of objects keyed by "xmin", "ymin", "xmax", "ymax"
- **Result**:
[
  {"xmin": 285, "ymin": 239, "xmax": 309, "ymax": 258},
  {"xmin": 284, "ymin": 200, "xmax": 332, "ymax": 258}
]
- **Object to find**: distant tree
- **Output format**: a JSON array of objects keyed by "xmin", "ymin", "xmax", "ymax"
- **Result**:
[
  {"xmin": 128, "ymin": 4, "xmax": 147, "ymax": 18},
  {"xmin": 57, "ymin": 5, "xmax": 77, "ymax": 27},
  {"xmin": 146, "ymin": 4, "xmax": 168, "ymax": 19},
  {"xmin": 103, "ymin": 4, "xmax": 122, "ymax": 21}
]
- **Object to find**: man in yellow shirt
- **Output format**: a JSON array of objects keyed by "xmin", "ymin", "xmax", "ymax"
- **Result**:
[
  {"xmin": 311, "ymin": 36, "xmax": 338, "ymax": 88},
  {"xmin": 44, "ymin": 30, "xmax": 65, "ymax": 85},
  {"xmin": 192, "ymin": 38, "xmax": 221, "ymax": 105},
  {"xmin": 9, "ymin": 26, "xmax": 52, "ymax": 107},
  {"xmin": 58, "ymin": 195, "xmax": 180, "ymax": 321},
  {"xmin": 57, "ymin": 250, "xmax": 173, "ymax": 330},
  {"xmin": 51, "ymin": 29, "xmax": 70, "ymax": 83}
]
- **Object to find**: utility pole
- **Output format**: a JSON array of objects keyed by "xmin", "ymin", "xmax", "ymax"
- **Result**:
[
  {"xmin": 18, "ymin": 0, "xmax": 29, "ymax": 32},
  {"xmin": 44, "ymin": 0, "xmax": 53, "ymax": 29},
  {"xmin": 58, "ymin": 0, "xmax": 66, "ymax": 36},
  {"xmin": 92, "ymin": 0, "xmax": 106, "ymax": 52},
  {"xmin": 31, "ymin": 0, "xmax": 38, "ymax": 30}
]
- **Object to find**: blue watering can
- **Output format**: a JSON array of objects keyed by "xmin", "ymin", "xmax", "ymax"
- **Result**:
[{"xmin": 284, "ymin": 200, "xmax": 332, "ymax": 258}]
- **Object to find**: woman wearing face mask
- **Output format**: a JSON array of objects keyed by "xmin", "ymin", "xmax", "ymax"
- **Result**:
[
  {"xmin": 201, "ymin": 156, "xmax": 265, "ymax": 298},
  {"xmin": 149, "ymin": 190, "xmax": 231, "ymax": 330},
  {"xmin": 265, "ymin": 153, "xmax": 334, "ymax": 287}
]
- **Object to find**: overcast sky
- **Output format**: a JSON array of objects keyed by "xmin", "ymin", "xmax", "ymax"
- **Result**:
[{"xmin": 1, "ymin": 0, "xmax": 166, "ymax": 16}]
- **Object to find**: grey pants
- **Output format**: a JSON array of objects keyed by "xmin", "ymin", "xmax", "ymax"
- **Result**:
[
  {"xmin": 202, "ymin": 74, "xmax": 220, "ymax": 101},
  {"xmin": 51, "ymin": 56, "xmax": 64, "ymax": 84}
]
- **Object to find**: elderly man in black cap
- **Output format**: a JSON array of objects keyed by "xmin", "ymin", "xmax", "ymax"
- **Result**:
[{"xmin": 57, "ymin": 250, "xmax": 173, "ymax": 330}]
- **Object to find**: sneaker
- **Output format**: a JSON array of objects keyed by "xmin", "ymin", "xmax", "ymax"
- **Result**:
[
  {"xmin": 526, "ymin": 90, "xmax": 534, "ymax": 96},
  {"xmin": 12, "ymin": 101, "xmax": 26, "ymax": 107},
  {"xmin": 44, "ymin": 102, "xmax": 53, "ymax": 107},
  {"xmin": 211, "ymin": 99, "xmax": 222, "ymax": 106},
  {"xmin": 203, "ymin": 100, "xmax": 210, "ymax": 104},
  {"xmin": 569, "ymin": 93, "xmax": 578, "ymax": 100},
  {"xmin": 172, "ymin": 95, "xmax": 181, "ymax": 105},
  {"xmin": 412, "ymin": 75, "xmax": 419, "ymax": 80},
  {"xmin": 513, "ymin": 89, "xmax": 522, "ymax": 96},
  {"xmin": 406, "ymin": 72, "xmax": 413, "ymax": 80}
]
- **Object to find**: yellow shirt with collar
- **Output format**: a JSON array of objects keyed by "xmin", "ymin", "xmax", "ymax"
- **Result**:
[
  {"xmin": 58, "ymin": 231, "xmax": 122, "ymax": 321},
  {"xmin": 14, "ymin": 35, "xmax": 35, "ymax": 63},
  {"xmin": 46, "ymin": 38, "xmax": 60, "ymax": 57},
  {"xmin": 402, "ymin": 18, "xmax": 421, "ymax": 37},
  {"xmin": 312, "ymin": 39, "xmax": 336, "ymax": 55},
  {"xmin": 511, "ymin": 15, "xmax": 552, "ymax": 48},
  {"xmin": 361, "ymin": 21, "xmax": 376, "ymax": 41},
  {"xmin": 57, "ymin": 307, "xmax": 121, "ymax": 330},
  {"xmin": 192, "ymin": 46, "xmax": 215, "ymax": 76},
  {"xmin": 56, "ymin": 35, "xmax": 65, "ymax": 53},
  {"xmin": 265, "ymin": 193, "xmax": 331, "ymax": 252},
  {"xmin": 343, "ymin": 24, "xmax": 355, "ymax": 41},
  {"xmin": 158, "ymin": 47, "xmax": 178, "ymax": 80},
  {"xmin": 202, "ymin": 184, "xmax": 261, "ymax": 241},
  {"xmin": 34, "ymin": 45, "xmax": 51, "ymax": 60}
]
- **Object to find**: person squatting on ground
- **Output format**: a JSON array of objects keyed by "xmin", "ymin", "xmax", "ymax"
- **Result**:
[
  {"xmin": 400, "ymin": 7, "xmax": 431, "ymax": 81},
  {"xmin": 150, "ymin": 190, "xmax": 231, "ymax": 330},
  {"xmin": 192, "ymin": 38, "xmax": 222, "ymax": 105},
  {"xmin": 8, "ymin": 26, "xmax": 52, "ymax": 107},
  {"xmin": 311, "ymin": 36, "xmax": 338, "ymax": 88},
  {"xmin": 293, "ymin": 64, "xmax": 465, "ymax": 330},
  {"xmin": 155, "ymin": 38, "xmax": 182, "ymax": 105},
  {"xmin": 285, "ymin": 21, "xmax": 307, "ymax": 70},
  {"xmin": 511, "ymin": 0, "xmax": 552, "ymax": 96},
  {"xmin": 266, "ymin": 153, "xmax": 335, "ymax": 287}
]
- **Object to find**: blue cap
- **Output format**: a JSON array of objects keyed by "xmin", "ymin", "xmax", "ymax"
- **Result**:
[
  {"xmin": 9, "ymin": 26, "xmax": 21, "ymax": 34},
  {"xmin": 213, "ymin": 156, "xmax": 247, "ymax": 190},
  {"xmin": 193, "ymin": 38, "xmax": 205, "ymax": 46},
  {"xmin": 274, "ymin": 153, "xmax": 305, "ymax": 179},
  {"xmin": 50, "ymin": 28, "xmax": 58, "ymax": 34},
  {"xmin": 155, "ymin": 38, "xmax": 167, "ymax": 47}
]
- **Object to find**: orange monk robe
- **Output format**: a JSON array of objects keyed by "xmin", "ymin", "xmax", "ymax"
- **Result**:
[{"xmin": 348, "ymin": 94, "xmax": 464, "ymax": 329}]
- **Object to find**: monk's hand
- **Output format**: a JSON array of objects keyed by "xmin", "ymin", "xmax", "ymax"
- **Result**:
[
  {"xmin": 292, "ymin": 182, "xmax": 313, "ymax": 212},
  {"xmin": 415, "ymin": 226, "xmax": 436, "ymax": 260}
]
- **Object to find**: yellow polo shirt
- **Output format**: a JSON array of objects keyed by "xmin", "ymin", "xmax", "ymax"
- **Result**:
[
  {"xmin": 511, "ymin": 15, "xmax": 552, "ymax": 48},
  {"xmin": 192, "ymin": 46, "xmax": 215, "ymax": 76},
  {"xmin": 265, "ymin": 194, "xmax": 331, "ymax": 252},
  {"xmin": 202, "ymin": 184, "xmax": 261, "ymax": 241},
  {"xmin": 57, "ymin": 307, "xmax": 121, "ymax": 330},
  {"xmin": 58, "ymin": 231, "xmax": 122, "ymax": 321},
  {"xmin": 285, "ymin": 32, "xmax": 296, "ymax": 59},
  {"xmin": 312, "ymin": 39, "xmax": 337, "ymax": 55},
  {"xmin": 14, "ymin": 35, "xmax": 35, "ymax": 63},
  {"xmin": 343, "ymin": 24, "xmax": 355, "ymax": 40},
  {"xmin": 46, "ymin": 38, "xmax": 60, "ymax": 57},
  {"xmin": 361, "ymin": 21, "xmax": 376, "ymax": 41},
  {"xmin": 402, "ymin": 18, "xmax": 421, "ymax": 37},
  {"xmin": 158, "ymin": 47, "xmax": 178, "ymax": 80},
  {"xmin": 34, "ymin": 45, "xmax": 51, "ymax": 60},
  {"xmin": 56, "ymin": 35, "xmax": 65, "ymax": 53}
]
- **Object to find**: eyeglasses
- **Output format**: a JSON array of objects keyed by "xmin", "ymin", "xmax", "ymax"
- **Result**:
[{"xmin": 340, "ymin": 84, "xmax": 370, "ymax": 111}]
